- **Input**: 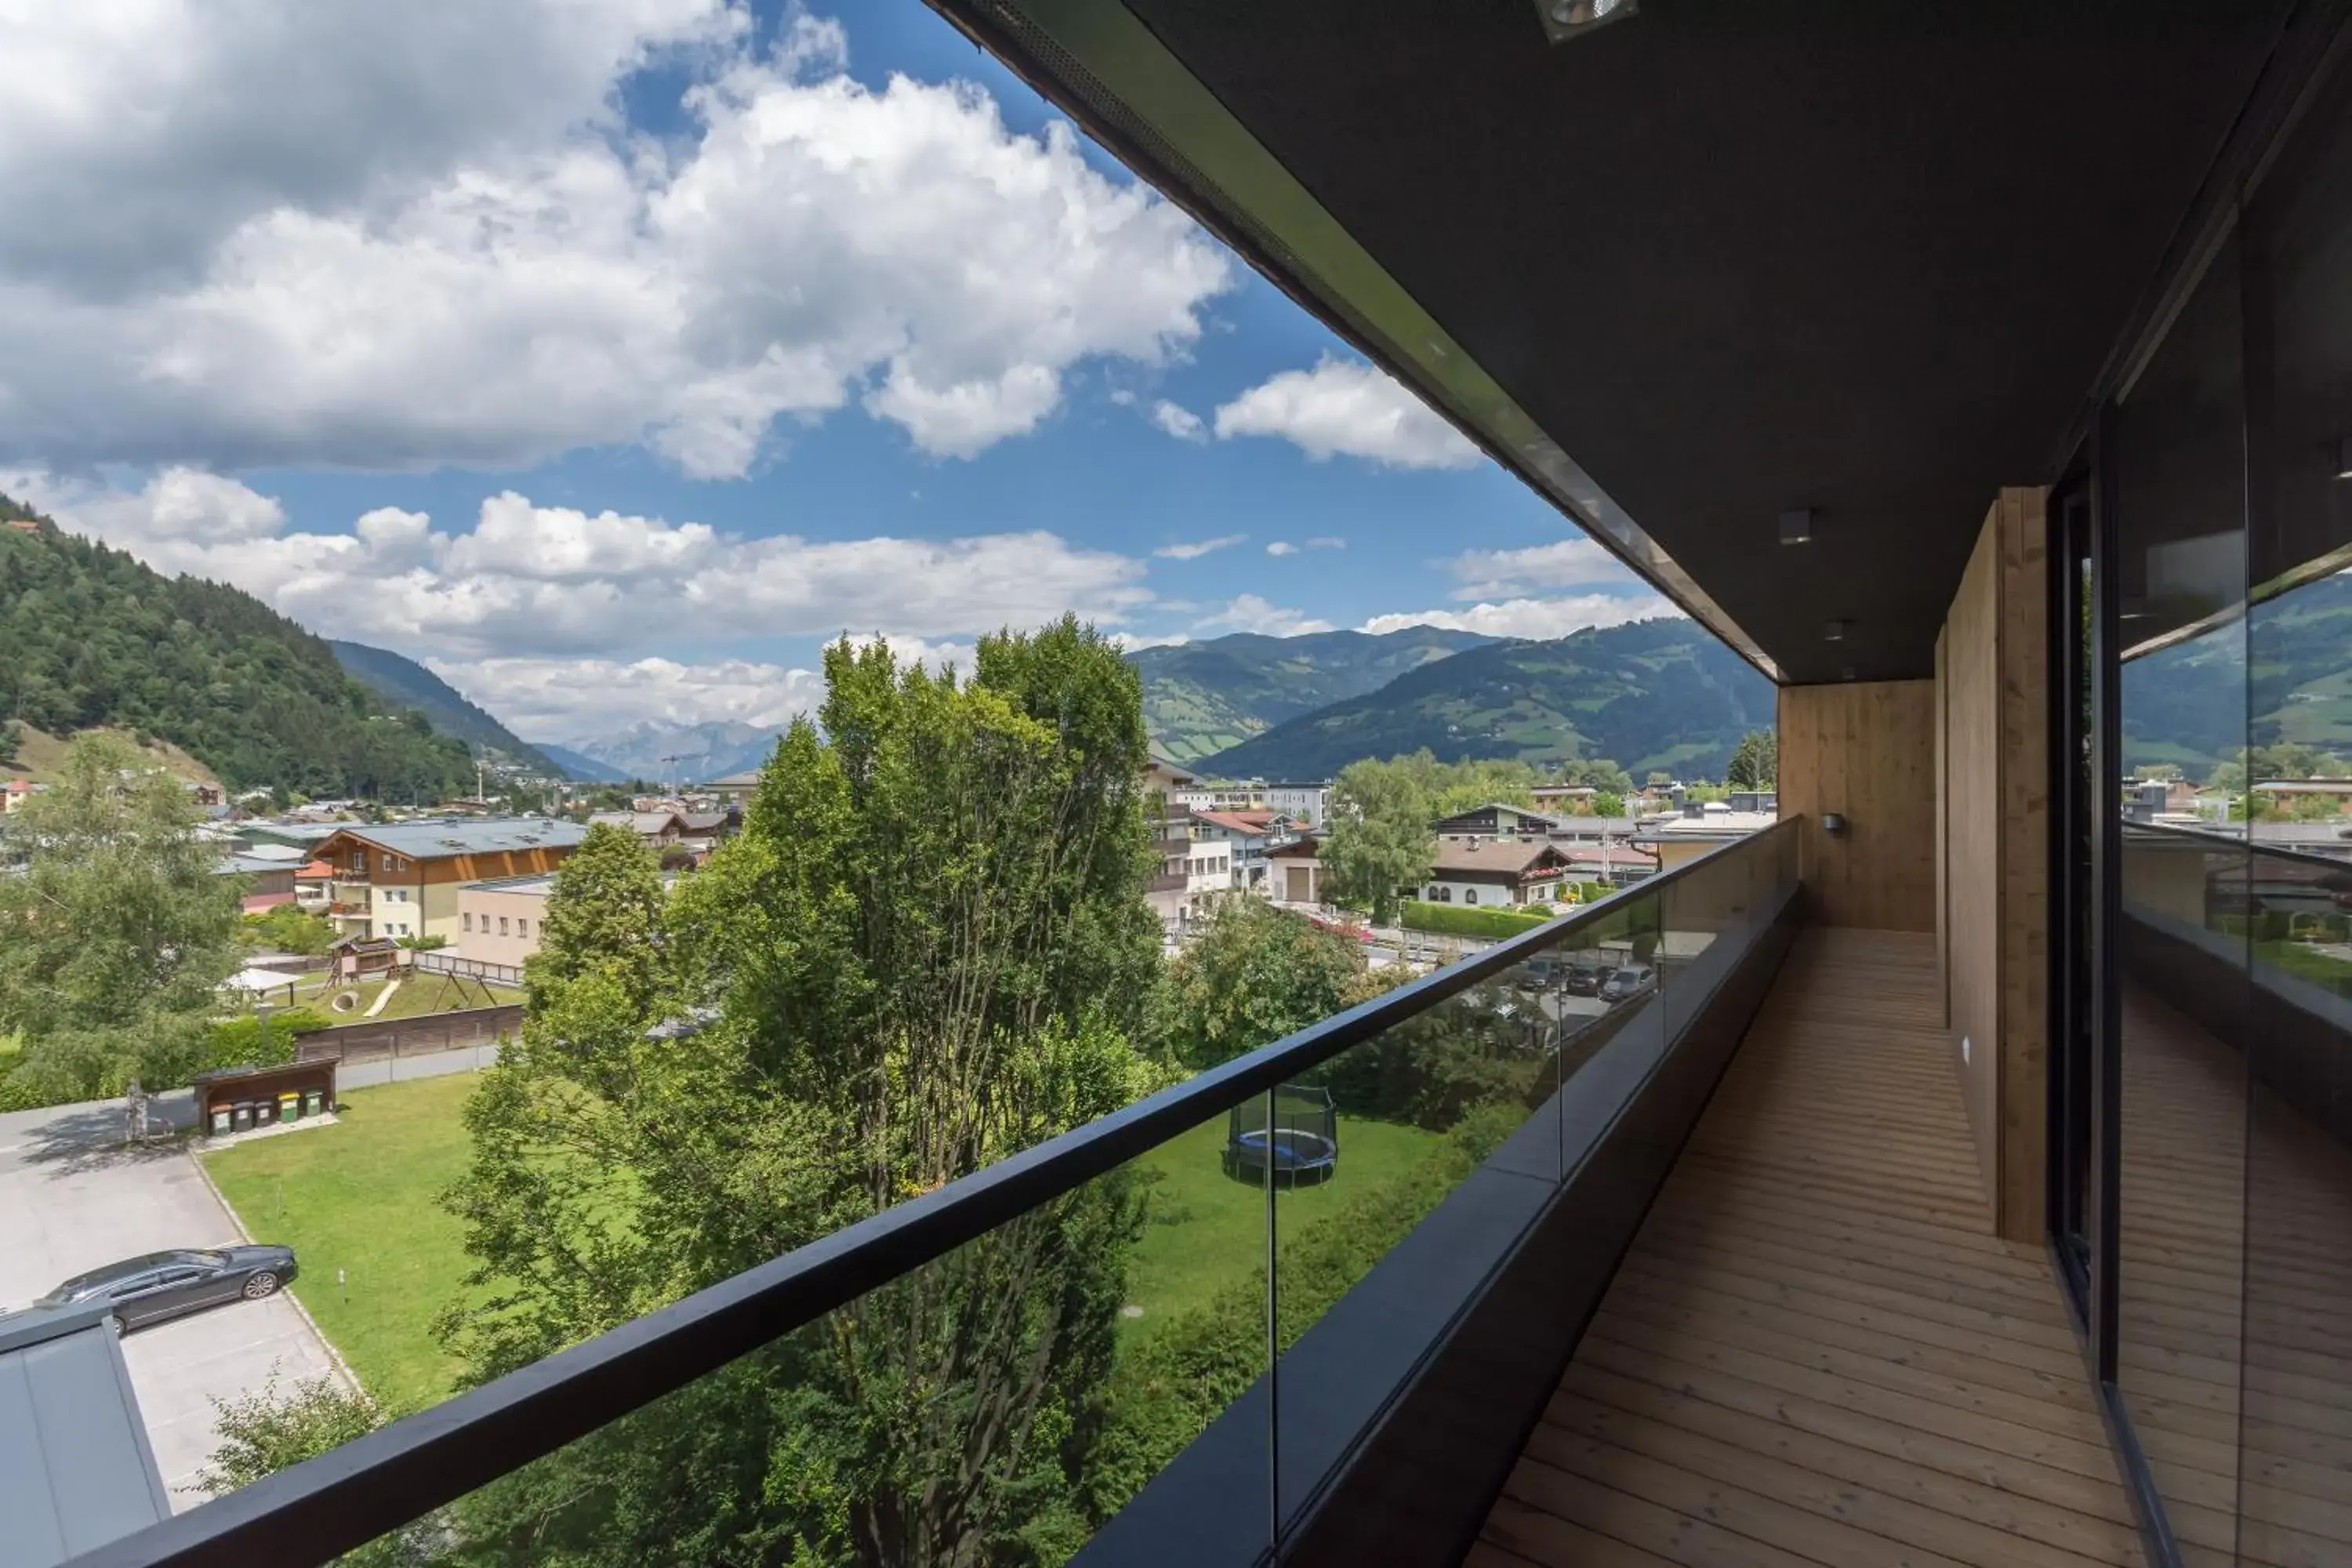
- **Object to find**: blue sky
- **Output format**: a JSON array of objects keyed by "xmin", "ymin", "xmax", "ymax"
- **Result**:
[{"xmin": 0, "ymin": 0, "xmax": 1665, "ymax": 739}]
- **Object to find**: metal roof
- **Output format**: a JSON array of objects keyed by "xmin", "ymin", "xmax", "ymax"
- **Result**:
[
  {"xmin": 0, "ymin": 1303, "xmax": 170, "ymax": 1568},
  {"xmin": 327, "ymin": 817, "xmax": 588, "ymax": 859}
]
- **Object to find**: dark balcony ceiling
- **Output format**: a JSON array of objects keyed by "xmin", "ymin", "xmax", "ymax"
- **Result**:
[{"xmin": 945, "ymin": 0, "xmax": 2289, "ymax": 684}]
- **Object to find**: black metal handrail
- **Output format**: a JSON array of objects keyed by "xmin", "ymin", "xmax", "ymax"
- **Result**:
[{"xmin": 73, "ymin": 818, "xmax": 1798, "ymax": 1568}]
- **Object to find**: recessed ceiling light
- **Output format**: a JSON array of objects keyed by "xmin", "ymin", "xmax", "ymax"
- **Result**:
[
  {"xmin": 1537, "ymin": 0, "xmax": 1637, "ymax": 44},
  {"xmin": 1780, "ymin": 508, "xmax": 1814, "ymax": 546}
]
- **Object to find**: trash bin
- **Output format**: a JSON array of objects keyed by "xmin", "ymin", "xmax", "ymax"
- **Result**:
[
  {"xmin": 255, "ymin": 1098, "xmax": 275, "ymax": 1126},
  {"xmin": 231, "ymin": 1102, "xmax": 254, "ymax": 1132},
  {"xmin": 278, "ymin": 1091, "xmax": 300, "ymax": 1122},
  {"xmin": 210, "ymin": 1105, "xmax": 233, "ymax": 1137},
  {"xmin": 303, "ymin": 1088, "xmax": 325, "ymax": 1117}
]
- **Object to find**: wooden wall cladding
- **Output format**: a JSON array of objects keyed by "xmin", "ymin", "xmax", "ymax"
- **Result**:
[
  {"xmin": 1940, "ymin": 488, "xmax": 2049, "ymax": 1240},
  {"xmin": 1777, "ymin": 680, "xmax": 1938, "ymax": 933}
]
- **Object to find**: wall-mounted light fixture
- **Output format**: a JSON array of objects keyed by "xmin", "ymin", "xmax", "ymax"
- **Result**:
[
  {"xmin": 2336, "ymin": 437, "xmax": 2352, "ymax": 480},
  {"xmin": 1824, "ymin": 619, "xmax": 1848, "ymax": 642},
  {"xmin": 1839, "ymin": 664, "xmax": 1859, "ymax": 681},
  {"xmin": 1820, "ymin": 811, "xmax": 1847, "ymax": 836},
  {"xmin": 1536, "ymin": 0, "xmax": 1637, "ymax": 43},
  {"xmin": 1780, "ymin": 508, "xmax": 1814, "ymax": 545}
]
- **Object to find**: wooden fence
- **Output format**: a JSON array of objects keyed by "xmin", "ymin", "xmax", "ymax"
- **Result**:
[{"xmin": 296, "ymin": 1003, "xmax": 526, "ymax": 1066}]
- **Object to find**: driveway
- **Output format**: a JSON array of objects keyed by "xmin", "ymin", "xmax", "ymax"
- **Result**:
[{"xmin": 0, "ymin": 1097, "xmax": 346, "ymax": 1511}]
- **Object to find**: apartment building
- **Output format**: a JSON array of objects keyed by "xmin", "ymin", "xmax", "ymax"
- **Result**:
[{"xmin": 313, "ymin": 818, "xmax": 587, "ymax": 943}]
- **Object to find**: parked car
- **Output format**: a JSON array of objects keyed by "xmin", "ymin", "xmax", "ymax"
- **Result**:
[
  {"xmin": 33, "ymin": 1245, "xmax": 298, "ymax": 1332},
  {"xmin": 1599, "ymin": 964, "xmax": 1657, "ymax": 1004},
  {"xmin": 1562, "ymin": 963, "xmax": 1609, "ymax": 997}
]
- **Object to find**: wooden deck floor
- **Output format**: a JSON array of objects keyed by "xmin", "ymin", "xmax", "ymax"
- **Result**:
[{"xmin": 1475, "ymin": 927, "xmax": 2145, "ymax": 1568}]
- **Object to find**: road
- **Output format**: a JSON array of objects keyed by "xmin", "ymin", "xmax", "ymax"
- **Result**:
[{"xmin": 0, "ymin": 1095, "xmax": 346, "ymax": 1510}]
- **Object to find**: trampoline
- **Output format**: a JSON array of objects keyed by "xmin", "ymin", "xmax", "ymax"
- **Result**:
[{"xmin": 1224, "ymin": 1083, "xmax": 1339, "ymax": 1186}]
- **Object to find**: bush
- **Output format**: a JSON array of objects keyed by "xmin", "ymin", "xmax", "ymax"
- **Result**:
[
  {"xmin": 241, "ymin": 906, "xmax": 334, "ymax": 956},
  {"xmin": 394, "ymin": 934, "xmax": 448, "ymax": 951},
  {"xmin": 205, "ymin": 1007, "xmax": 333, "ymax": 1072},
  {"xmin": 1398, "ymin": 900, "xmax": 1553, "ymax": 941}
]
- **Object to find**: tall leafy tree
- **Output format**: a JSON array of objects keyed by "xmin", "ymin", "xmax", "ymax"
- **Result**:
[
  {"xmin": 1726, "ymin": 728, "xmax": 1777, "ymax": 788},
  {"xmin": 437, "ymin": 619, "xmax": 1167, "ymax": 1566},
  {"xmin": 1157, "ymin": 898, "xmax": 1368, "ymax": 1069},
  {"xmin": 1322, "ymin": 755, "xmax": 1439, "ymax": 924},
  {"xmin": 0, "ymin": 733, "xmax": 242, "ymax": 1101}
]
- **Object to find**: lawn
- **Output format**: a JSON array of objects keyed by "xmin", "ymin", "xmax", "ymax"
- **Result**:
[
  {"xmin": 203, "ymin": 1072, "xmax": 483, "ymax": 1412},
  {"xmin": 1119, "ymin": 1113, "xmax": 1443, "ymax": 1338},
  {"xmin": 198, "ymin": 1072, "xmax": 1446, "ymax": 1406},
  {"xmin": 285, "ymin": 970, "xmax": 524, "ymax": 1022},
  {"xmin": 2256, "ymin": 938, "xmax": 2352, "ymax": 991}
]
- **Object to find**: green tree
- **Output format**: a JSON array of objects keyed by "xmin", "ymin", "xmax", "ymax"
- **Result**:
[
  {"xmin": 1323, "ymin": 756, "xmax": 1439, "ymax": 924},
  {"xmin": 199, "ymin": 1378, "xmax": 430, "ymax": 1565},
  {"xmin": 1726, "ymin": 728, "xmax": 1777, "ymax": 788},
  {"xmin": 0, "ymin": 733, "xmax": 241, "ymax": 1102},
  {"xmin": 1559, "ymin": 756, "xmax": 1632, "ymax": 791},
  {"xmin": 1158, "ymin": 898, "xmax": 1367, "ymax": 1069},
  {"xmin": 1590, "ymin": 789, "xmax": 1626, "ymax": 818},
  {"xmin": 242, "ymin": 905, "xmax": 335, "ymax": 956},
  {"xmin": 437, "ymin": 620, "xmax": 1168, "ymax": 1566},
  {"xmin": 0, "ymin": 719, "xmax": 19, "ymax": 767}
]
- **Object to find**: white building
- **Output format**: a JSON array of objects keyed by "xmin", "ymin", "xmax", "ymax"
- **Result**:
[{"xmin": 1265, "ymin": 782, "xmax": 1330, "ymax": 829}]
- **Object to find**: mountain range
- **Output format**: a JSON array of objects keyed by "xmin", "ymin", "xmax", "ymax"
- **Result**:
[
  {"xmin": 329, "ymin": 641, "xmax": 560, "ymax": 776},
  {"xmin": 539, "ymin": 720, "xmax": 788, "ymax": 786},
  {"xmin": 2122, "ymin": 566, "xmax": 2352, "ymax": 773},
  {"xmin": 1196, "ymin": 617, "xmax": 1777, "ymax": 781},
  {"xmin": 1125, "ymin": 626, "xmax": 1494, "ymax": 764}
]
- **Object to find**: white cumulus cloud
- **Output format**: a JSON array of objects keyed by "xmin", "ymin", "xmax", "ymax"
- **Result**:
[
  {"xmin": 1196, "ymin": 594, "xmax": 1334, "ymax": 637},
  {"xmin": 1443, "ymin": 537, "xmax": 1630, "ymax": 599},
  {"xmin": 1149, "ymin": 400, "xmax": 1206, "ymax": 441},
  {"xmin": 5, "ymin": 469, "xmax": 1152, "ymax": 660},
  {"xmin": 1361, "ymin": 594, "xmax": 1679, "ymax": 640},
  {"xmin": 436, "ymin": 633, "xmax": 976, "ymax": 733},
  {"xmin": 1213, "ymin": 357, "xmax": 1482, "ymax": 470},
  {"xmin": 1152, "ymin": 534, "xmax": 1245, "ymax": 561},
  {"xmin": 0, "ymin": 5, "xmax": 1234, "ymax": 477}
]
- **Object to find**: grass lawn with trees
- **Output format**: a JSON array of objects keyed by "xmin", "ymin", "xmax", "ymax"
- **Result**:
[
  {"xmin": 203, "ymin": 1073, "xmax": 481, "ymax": 1412},
  {"xmin": 1120, "ymin": 1112, "xmax": 1443, "ymax": 1337}
]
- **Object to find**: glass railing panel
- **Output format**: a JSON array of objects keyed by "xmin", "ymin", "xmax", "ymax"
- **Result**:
[
  {"xmin": 1660, "ymin": 848, "xmax": 1747, "ymax": 1037},
  {"xmin": 1266, "ymin": 882, "xmax": 1682, "ymax": 1528},
  {"xmin": 268, "ymin": 1098, "xmax": 1276, "ymax": 1567}
]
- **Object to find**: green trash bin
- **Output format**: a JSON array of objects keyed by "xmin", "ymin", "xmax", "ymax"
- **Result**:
[
  {"xmin": 210, "ymin": 1106, "xmax": 232, "ymax": 1137},
  {"xmin": 303, "ymin": 1088, "xmax": 325, "ymax": 1118},
  {"xmin": 278, "ymin": 1091, "xmax": 300, "ymax": 1123}
]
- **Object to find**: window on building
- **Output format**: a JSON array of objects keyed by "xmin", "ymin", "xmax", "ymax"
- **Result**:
[
  {"xmin": 463, "ymin": 913, "xmax": 473, "ymax": 932},
  {"xmin": 517, "ymin": 918, "xmax": 529, "ymax": 938},
  {"xmin": 1463, "ymin": 889, "xmax": 1478, "ymax": 906},
  {"xmin": 499, "ymin": 916, "xmax": 510, "ymax": 935}
]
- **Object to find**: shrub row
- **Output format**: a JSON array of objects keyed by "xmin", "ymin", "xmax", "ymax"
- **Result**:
[{"xmin": 1398, "ymin": 899, "xmax": 1555, "ymax": 941}]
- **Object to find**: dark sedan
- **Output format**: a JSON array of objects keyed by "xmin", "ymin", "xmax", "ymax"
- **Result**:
[{"xmin": 34, "ymin": 1245, "xmax": 298, "ymax": 1331}]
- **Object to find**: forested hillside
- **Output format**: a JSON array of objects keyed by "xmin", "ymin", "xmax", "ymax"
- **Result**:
[
  {"xmin": 331, "ymin": 641, "xmax": 558, "ymax": 775},
  {"xmin": 0, "ymin": 503, "xmax": 477, "ymax": 798},
  {"xmin": 1126, "ymin": 626, "xmax": 1493, "ymax": 764},
  {"xmin": 1200, "ymin": 616, "xmax": 1773, "ymax": 780}
]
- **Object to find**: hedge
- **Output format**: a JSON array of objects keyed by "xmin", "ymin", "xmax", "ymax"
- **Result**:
[{"xmin": 1398, "ymin": 900, "xmax": 1554, "ymax": 941}]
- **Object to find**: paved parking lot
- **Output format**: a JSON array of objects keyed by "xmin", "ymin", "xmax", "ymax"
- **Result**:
[{"xmin": 0, "ymin": 1097, "xmax": 345, "ymax": 1510}]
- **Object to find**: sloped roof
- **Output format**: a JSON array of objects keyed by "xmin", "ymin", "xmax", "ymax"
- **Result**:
[
  {"xmin": 1431, "ymin": 840, "xmax": 1569, "ymax": 875},
  {"xmin": 0, "ymin": 1303, "xmax": 169, "ymax": 1568},
  {"xmin": 324, "ymin": 817, "xmax": 588, "ymax": 859}
]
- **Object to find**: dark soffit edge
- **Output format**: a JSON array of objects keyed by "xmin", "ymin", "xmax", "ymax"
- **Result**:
[{"xmin": 921, "ymin": 0, "xmax": 1788, "ymax": 685}]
